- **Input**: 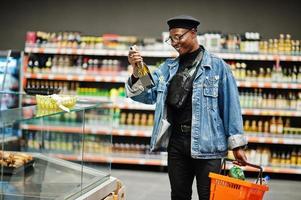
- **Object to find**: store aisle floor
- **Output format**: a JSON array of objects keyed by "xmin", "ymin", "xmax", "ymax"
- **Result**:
[{"xmin": 111, "ymin": 169, "xmax": 301, "ymax": 200}]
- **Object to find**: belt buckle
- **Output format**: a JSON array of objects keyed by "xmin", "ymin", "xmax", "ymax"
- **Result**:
[{"xmin": 180, "ymin": 125, "xmax": 190, "ymax": 133}]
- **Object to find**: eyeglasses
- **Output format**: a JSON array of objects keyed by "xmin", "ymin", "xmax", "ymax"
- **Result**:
[{"xmin": 165, "ymin": 29, "xmax": 192, "ymax": 45}]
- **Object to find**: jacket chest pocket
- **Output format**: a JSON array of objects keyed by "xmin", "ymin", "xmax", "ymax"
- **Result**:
[{"xmin": 203, "ymin": 75, "xmax": 219, "ymax": 110}]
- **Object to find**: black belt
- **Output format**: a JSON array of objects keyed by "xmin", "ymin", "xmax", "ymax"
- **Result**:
[{"xmin": 174, "ymin": 124, "xmax": 191, "ymax": 134}]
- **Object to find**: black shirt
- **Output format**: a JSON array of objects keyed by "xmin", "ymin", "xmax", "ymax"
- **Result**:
[{"xmin": 168, "ymin": 46, "xmax": 202, "ymax": 126}]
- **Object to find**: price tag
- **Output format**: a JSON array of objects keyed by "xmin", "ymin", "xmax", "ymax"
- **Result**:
[
  {"xmin": 66, "ymin": 75, "xmax": 73, "ymax": 80},
  {"xmin": 258, "ymin": 137, "xmax": 266, "ymax": 143},
  {"xmin": 60, "ymin": 48, "xmax": 66, "ymax": 54},
  {"xmin": 253, "ymin": 109, "xmax": 260, "ymax": 115},
  {"xmin": 78, "ymin": 75, "xmax": 85, "ymax": 81},
  {"xmin": 118, "ymin": 130, "xmax": 125, "ymax": 136},
  {"xmin": 77, "ymin": 49, "xmax": 84, "ymax": 54},
  {"xmin": 244, "ymin": 82, "xmax": 252, "ymax": 87},
  {"xmin": 66, "ymin": 48, "xmax": 72, "ymax": 54},
  {"xmin": 138, "ymin": 159, "xmax": 146, "ymax": 165},
  {"xmin": 95, "ymin": 76, "xmax": 102, "ymax": 82},
  {"xmin": 267, "ymin": 55, "xmax": 274, "ymax": 60},
  {"xmin": 272, "ymin": 138, "xmax": 279, "ymax": 144},
  {"xmin": 48, "ymin": 74, "xmax": 54, "ymax": 80},
  {"xmin": 91, "ymin": 128, "xmax": 98, "ymax": 134},
  {"xmin": 271, "ymin": 83, "xmax": 277, "ymax": 88},
  {"xmin": 258, "ymin": 82, "xmax": 264, "ymax": 88},
  {"xmin": 36, "ymin": 74, "xmax": 43, "ymax": 79}
]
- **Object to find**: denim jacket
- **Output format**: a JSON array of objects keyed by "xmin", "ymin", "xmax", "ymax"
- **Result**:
[{"xmin": 125, "ymin": 48, "xmax": 247, "ymax": 159}]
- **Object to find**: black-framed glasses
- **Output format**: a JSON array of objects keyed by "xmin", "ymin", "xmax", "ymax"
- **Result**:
[{"xmin": 165, "ymin": 29, "xmax": 192, "ymax": 45}]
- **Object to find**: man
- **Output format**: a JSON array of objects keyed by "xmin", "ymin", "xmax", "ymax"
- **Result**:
[{"xmin": 125, "ymin": 15, "xmax": 247, "ymax": 200}]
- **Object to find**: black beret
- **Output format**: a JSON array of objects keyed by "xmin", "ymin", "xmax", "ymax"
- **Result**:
[{"xmin": 167, "ymin": 15, "xmax": 200, "ymax": 30}]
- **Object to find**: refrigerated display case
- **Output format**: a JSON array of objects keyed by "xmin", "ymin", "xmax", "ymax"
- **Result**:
[
  {"xmin": 0, "ymin": 93, "xmax": 117, "ymax": 199},
  {"xmin": 0, "ymin": 50, "xmax": 22, "ymax": 110}
]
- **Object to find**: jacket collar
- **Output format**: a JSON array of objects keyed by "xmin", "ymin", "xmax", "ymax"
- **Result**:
[{"xmin": 167, "ymin": 47, "xmax": 212, "ymax": 69}]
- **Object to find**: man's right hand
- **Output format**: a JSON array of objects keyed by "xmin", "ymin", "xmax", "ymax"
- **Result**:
[{"xmin": 128, "ymin": 46, "xmax": 143, "ymax": 78}]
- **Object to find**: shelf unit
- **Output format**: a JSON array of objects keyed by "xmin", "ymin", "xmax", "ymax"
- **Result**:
[
  {"xmin": 22, "ymin": 43, "xmax": 301, "ymax": 175},
  {"xmin": 50, "ymin": 153, "xmax": 301, "ymax": 175}
]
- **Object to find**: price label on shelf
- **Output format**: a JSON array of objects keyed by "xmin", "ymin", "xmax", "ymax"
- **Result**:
[
  {"xmin": 267, "ymin": 55, "xmax": 274, "ymax": 60},
  {"xmin": 244, "ymin": 82, "xmax": 252, "ymax": 87},
  {"xmin": 272, "ymin": 138, "xmax": 279, "ymax": 144},
  {"xmin": 66, "ymin": 75, "xmax": 73, "ymax": 80},
  {"xmin": 66, "ymin": 48, "xmax": 72, "ymax": 54},
  {"xmin": 138, "ymin": 159, "xmax": 146, "ymax": 165},
  {"xmin": 77, "ymin": 49, "xmax": 84, "ymax": 54},
  {"xmin": 271, "ymin": 83, "xmax": 278, "ymax": 88},
  {"xmin": 258, "ymin": 82, "xmax": 265, "ymax": 88},
  {"xmin": 253, "ymin": 109, "xmax": 260, "ymax": 115},
  {"xmin": 48, "ymin": 74, "xmax": 55, "ymax": 80},
  {"xmin": 95, "ymin": 76, "xmax": 102, "ymax": 82},
  {"xmin": 78, "ymin": 75, "xmax": 85, "ymax": 81},
  {"xmin": 36, "ymin": 74, "xmax": 43, "ymax": 79},
  {"xmin": 258, "ymin": 137, "xmax": 266, "ymax": 143}
]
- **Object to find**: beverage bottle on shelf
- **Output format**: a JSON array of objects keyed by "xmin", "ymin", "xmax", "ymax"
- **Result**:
[
  {"xmin": 268, "ymin": 39, "xmax": 274, "ymax": 53},
  {"xmin": 273, "ymin": 39, "xmax": 279, "ymax": 54},
  {"xmin": 292, "ymin": 66, "xmax": 298, "ymax": 82},
  {"xmin": 280, "ymin": 152, "xmax": 286, "ymax": 167},
  {"xmin": 33, "ymin": 58, "xmax": 39, "ymax": 73},
  {"xmin": 261, "ymin": 148, "xmax": 270, "ymax": 166},
  {"xmin": 258, "ymin": 120, "xmax": 263, "ymax": 133},
  {"xmin": 126, "ymin": 113, "xmax": 133, "ymax": 126},
  {"xmin": 244, "ymin": 120, "xmax": 250, "ymax": 132},
  {"xmin": 140, "ymin": 114, "xmax": 147, "ymax": 126},
  {"xmin": 297, "ymin": 92, "xmax": 301, "ymax": 110},
  {"xmin": 291, "ymin": 148, "xmax": 297, "ymax": 166},
  {"xmin": 289, "ymin": 92, "xmax": 297, "ymax": 110},
  {"xmin": 113, "ymin": 108, "xmax": 120, "ymax": 127},
  {"xmin": 147, "ymin": 114, "xmax": 154, "ymax": 126},
  {"xmin": 285, "ymin": 34, "xmax": 292, "ymax": 53},
  {"xmin": 270, "ymin": 117, "xmax": 277, "ymax": 134},
  {"xmin": 276, "ymin": 117, "xmax": 283, "ymax": 134},
  {"xmin": 251, "ymin": 120, "xmax": 257, "ymax": 132},
  {"xmin": 283, "ymin": 118, "xmax": 291, "ymax": 135},
  {"xmin": 240, "ymin": 62, "xmax": 247, "ymax": 79},
  {"xmin": 270, "ymin": 151, "xmax": 278, "ymax": 166},
  {"xmin": 133, "ymin": 113, "xmax": 140, "ymax": 126},
  {"xmin": 82, "ymin": 57, "xmax": 89, "ymax": 70},
  {"xmin": 264, "ymin": 121, "xmax": 270, "ymax": 134},
  {"xmin": 278, "ymin": 34, "xmax": 285, "ymax": 53},
  {"xmin": 286, "ymin": 151, "xmax": 292, "ymax": 167},
  {"xmin": 297, "ymin": 149, "xmax": 301, "ymax": 167},
  {"xmin": 45, "ymin": 57, "xmax": 52, "ymax": 72}
]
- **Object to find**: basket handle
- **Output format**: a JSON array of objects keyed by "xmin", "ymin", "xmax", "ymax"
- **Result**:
[{"xmin": 221, "ymin": 158, "xmax": 264, "ymax": 185}]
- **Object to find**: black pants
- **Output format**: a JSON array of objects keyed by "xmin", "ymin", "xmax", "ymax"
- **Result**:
[{"xmin": 167, "ymin": 132, "xmax": 221, "ymax": 200}]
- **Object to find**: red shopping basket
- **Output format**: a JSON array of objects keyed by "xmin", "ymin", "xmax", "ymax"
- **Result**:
[{"xmin": 209, "ymin": 158, "xmax": 269, "ymax": 200}]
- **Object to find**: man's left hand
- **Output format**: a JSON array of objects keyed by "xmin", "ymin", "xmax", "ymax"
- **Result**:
[{"xmin": 232, "ymin": 147, "xmax": 247, "ymax": 166}]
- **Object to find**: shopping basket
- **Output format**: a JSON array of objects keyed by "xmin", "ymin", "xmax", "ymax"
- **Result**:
[{"xmin": 209, "ymin": 158, "xmax": 269, "ymax": 200}]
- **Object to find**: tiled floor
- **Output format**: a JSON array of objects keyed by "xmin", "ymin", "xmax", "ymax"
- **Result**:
[{"xmin": 111, "ymin": 169, "xmax": 301, "ymax": 200}]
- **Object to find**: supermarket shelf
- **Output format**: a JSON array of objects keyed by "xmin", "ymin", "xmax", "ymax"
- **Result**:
[
  {"xmin": 25, "ymin": 72, "xmax": 301, "ymax": 90},
  {"xmin": 24, "ymin": 46, "xmax": 178, "ymax": 58},
  {"xmin": 24, "ymin": 72, "xmax": 127, "ymax": 83},
  {"xmin": 51, "ymin": 153, "xmax": 301, "ymax": 174},
  {"xmin": 236, "ymin": 81, "xmax": 301, "ymax": 89},
  {"xmin": 243, "ymin": 166, "xmax": 301, "ymax": 174},
  {"xmin": 214, "ymin": 52, "xmax": 301, "ymax": 61},
  {"xmin": 246, "ymin": 134, "xmax": 301, "ymax": 145},
  {"xmin": 24, "ymin": 46, "xmax": 301, "ymax": 61},
  {"xmin": 241, "ymin": 108, "xmax": 301, "ymax": 117},
  {"xmin": 22, "ymin": 124, "xmax": 301, "ymax": 145},
  {"xmin": 52, "ymin": 153, "xmax": 167, "ymax": 166},
  {"xmin": 21, "ymin": 124, "xmax": 152, "ymax": 137}
]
